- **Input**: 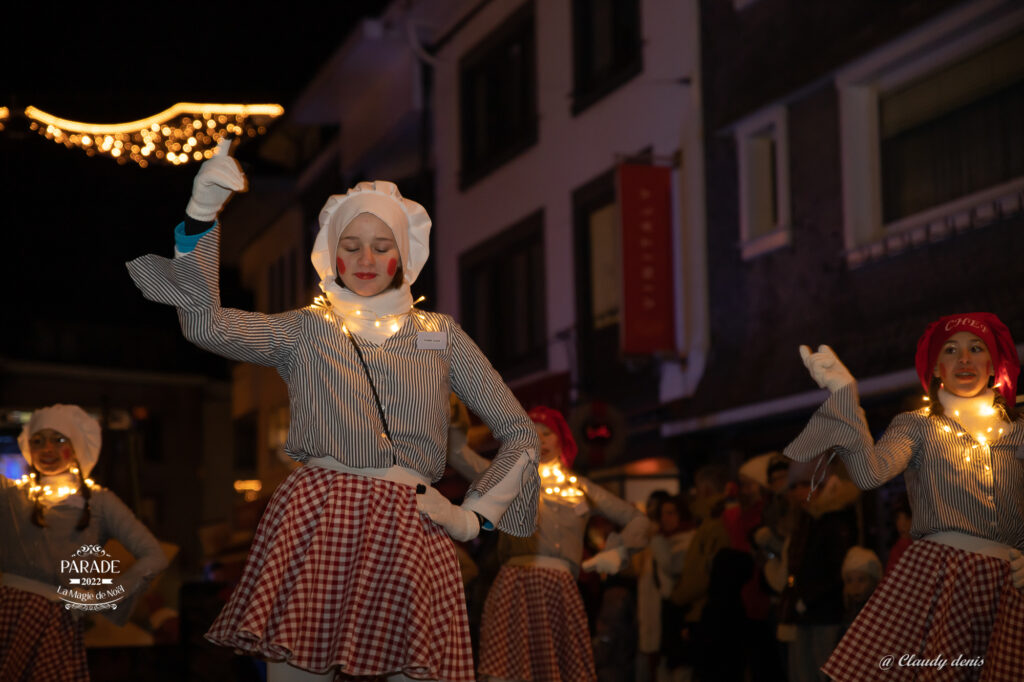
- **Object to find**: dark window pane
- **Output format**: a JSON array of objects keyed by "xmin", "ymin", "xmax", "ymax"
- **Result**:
[
  {"xmin": 571, "ymin": 0, "xmax": 643, "ymax": 114},
  {"xmin": 459, "ymin": 212, "xmax": 546, "ymax": 378},
  {"xmin": 459, "ymin": 2, "xmax": 538, "ymax": 187}
]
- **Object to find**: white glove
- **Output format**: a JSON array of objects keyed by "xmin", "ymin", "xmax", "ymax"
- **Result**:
[
  {"xmin": 416, "ymin": 485, "xmax": 480, "ymax": 542},
  {"xmin": 185, "ymin": 138, "xmax": 247, "ymax": 221},
  {"xmin": 1010, "ymin": 549, "xmax": 1024, "ymax": 590},
  {"xmin": 581, "ymin": 546, "xmax": 627, "ymax": 575},
  {"xmin": 798, "ymin": 344, "xmax": 854, "ymax": 393}
]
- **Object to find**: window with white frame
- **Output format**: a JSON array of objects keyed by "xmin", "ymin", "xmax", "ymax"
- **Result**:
[
  {"xmin": 735, "ymin": 105, "xmax": 790, "ymax": 260},
  {"xmin": 837, "ymin": 4, "xmax": 1024, "ymax": 267}
]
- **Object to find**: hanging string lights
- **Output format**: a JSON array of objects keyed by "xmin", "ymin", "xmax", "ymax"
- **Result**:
[
  {"xmin": 0, "ymin": 107, "xmax": 8, "ymax": 131},
  {"xmin": 22, "ymin": 102, "xmax": 283, "ymax": 168}
]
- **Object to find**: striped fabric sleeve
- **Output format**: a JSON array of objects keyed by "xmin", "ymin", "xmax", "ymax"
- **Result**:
[
  {"xmin": 784, "ymin": 382, "xmax": 918, "ymax": 490},
  {"xmin": 582, "ymin": 477, "xmax": 652, "ymax": 549},
  {"xmin": 447, "ymin": 322, "xmax": 540, "ymax": 537},
  {"xmin": 126, "ymin": 225, "xmax": 301, "ymax": 370}
]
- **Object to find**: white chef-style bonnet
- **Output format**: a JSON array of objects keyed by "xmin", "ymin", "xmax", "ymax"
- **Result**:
[
  {"xmin": 18, "ymin": 404, "xmax": 102, "ymax": 478},
  {"xmin": 311, "ymin": 181, "xmax": 431, "ymax": 291}
]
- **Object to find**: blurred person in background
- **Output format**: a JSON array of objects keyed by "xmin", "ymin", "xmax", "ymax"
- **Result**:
[
  {"xmin": 447, "ymin": 405, "xmax": 651, "ymax": 682},
  {"xmin": 0, "ymin": 404, "xmax": 167, "ymax": 681},
  {"xmin": 636, "ymin": 492, "xmax": 695, "ymax": 682}
]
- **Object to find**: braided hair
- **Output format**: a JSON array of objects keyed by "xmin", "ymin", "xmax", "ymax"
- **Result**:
[{"xmin": 74, "ymin": 461, "xmax": 92, "ymax": 531}]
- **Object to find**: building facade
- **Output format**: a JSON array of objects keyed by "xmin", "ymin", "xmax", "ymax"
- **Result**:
[{"xmin": 666, "ymin": 0, "xmax": 1024, "ymax": 471}]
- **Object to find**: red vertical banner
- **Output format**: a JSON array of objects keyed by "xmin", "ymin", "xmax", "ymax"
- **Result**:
[{"xmin": 617, "ymin": 164, "xmax": 676, "ymax": 355}]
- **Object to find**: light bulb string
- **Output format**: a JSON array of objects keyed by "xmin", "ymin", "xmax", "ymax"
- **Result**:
[
  {"xmin": 313, "ymin": 295, "xmax": 427, "ymax": 328},
  {"xmin": 19, "ymin": 469, "xmax": 94, "ymax": 502}
]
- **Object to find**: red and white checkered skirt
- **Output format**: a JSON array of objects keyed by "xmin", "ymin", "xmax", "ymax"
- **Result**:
[
  {"xmin": 822, "ymin": 538, "xmax": 1024, "ymax": 681},
  {"xmin": 478, "ymin": 564, "xmax": 597, "ymax": 682},
  {"xmin": 205, "ymin": 465, "xmax": 475, "ymax": 681},
  {"xmin": 0, "ymin": 585, "xmax": 89, "ymax": 681}
]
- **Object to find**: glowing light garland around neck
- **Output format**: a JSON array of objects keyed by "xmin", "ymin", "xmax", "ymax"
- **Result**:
[
  {"xmin": 922, "ymin": 392, "xmax": 1005, "ymax": 467},
  {"xmin": 17, "ymin": 466, "xmax": 95, "ymax": 503},
  {"xmin": 23, "ymin": 102, "xmax": 283, "ymax": 167},
  {"xmin": 312, "ymin": 295, "xmax": 427, "ymax": 335},
  {"xmin": 540, "ymin": 464, "xmax": 584, "ymax": 498}
]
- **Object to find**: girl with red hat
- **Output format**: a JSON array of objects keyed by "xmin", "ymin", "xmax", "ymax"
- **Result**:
[
  {"xmin": 785, "ymin": 312, "xmax": 1024, "ymax": 680},
  {"xmin": 448, "ymin": 405, "xmax": 652, "ymax": 682}
]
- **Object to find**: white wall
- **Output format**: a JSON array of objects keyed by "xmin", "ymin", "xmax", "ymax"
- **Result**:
[{"xmin": 431, "ymin": 0, "xmax": 705, "ymax": 394}]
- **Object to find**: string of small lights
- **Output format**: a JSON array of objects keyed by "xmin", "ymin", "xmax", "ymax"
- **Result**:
[
  {"xmin": 0, "ymin": 107, "xmax": 8, "ymax": 131},
  {"xmin": 922, "ymin": 389, "xmax": 1006, "ymax": 467},
  {"xmin": 541, "ymin": 464, "xmax": 584, "ymax": 498},
  {"xmin": 312, "ymin": 294, "xmax": 428, "ymax": 334},
  {"xmin": 17, "ymin": 465, "xmax": 95, "ymax": 503},
  {"xmin": 22, "ymin": 102, "xmax": 283, "ymax": 167}
]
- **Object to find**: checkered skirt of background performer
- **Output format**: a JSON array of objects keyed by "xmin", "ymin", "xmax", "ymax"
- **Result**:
[
  {"xmin": 0, "ymin": 585, "xmax": 89, "ymax": 682},
  {"xmin": 478, "ymin": 564, "xmax": 597, "ymax": 682},
  {"xmin": 822, "ymin": 539, "xmax": 1024, "ymax": 682},
  {"xmin": 205, "ymin": 465, "xmax": 475, "ymax": 682}
]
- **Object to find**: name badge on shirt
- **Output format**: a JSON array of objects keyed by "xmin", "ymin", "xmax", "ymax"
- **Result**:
[{"xmin": 417, "ymin": 331, "xmax": 447, "ymax": 350}]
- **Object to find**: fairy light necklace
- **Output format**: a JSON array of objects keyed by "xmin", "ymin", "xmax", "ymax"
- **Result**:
[
  {"xmin": 18, "ymin": 465, "xmax": 95, "ymax": 504},
  {"xmin": 540, "ymin": 463, "xmax": 584, "ymax": 499}
]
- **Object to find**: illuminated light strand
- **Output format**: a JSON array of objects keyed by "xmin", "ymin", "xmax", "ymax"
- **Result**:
[
  {"xmin": 930, "ymin": 395, "xmax": 1006, "ymax": 465},
  {"xmin": 540, "ymin": 464, "xmax": 584, "ymax": 498},
  {"xmin": 17, "ymin": 470, "xmax": 95, "ymax": 502},
  {"xmin": 23, "ymin": 103, "xmax": 283, "ymax": 168},
  {"xmin": 0, "ymin": 106, "xmax": 8, "ymax": 131},
  {"xmin": 312, "ymin": 294, "xmax": 427, "ymax": 336}
]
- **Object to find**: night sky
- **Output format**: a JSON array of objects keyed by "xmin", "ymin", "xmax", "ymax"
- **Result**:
[{"xmin": 2, "ymin": 4, "xmax": 389, "ymax": 367}]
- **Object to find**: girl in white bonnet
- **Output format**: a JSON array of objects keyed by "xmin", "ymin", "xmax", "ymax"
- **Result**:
[
  {"xmin": 127, "ymin": 140, "xmax": 540, "ymax": 682},
  {"xmin": 0, "ymin": 404, "xmax": 167, "ymax": 681}
]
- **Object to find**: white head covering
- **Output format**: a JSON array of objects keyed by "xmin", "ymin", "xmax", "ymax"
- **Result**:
[
  {"xmin": 310, "ymin": 182, "xmax": 431, "ymax": 341},
  {"xmin": 842, "ymin": 546, "xmax": 882, "ymax": 581},
  {"xmin": 18, "ymin": 404, "xmax": 102, "ymax": 478}
]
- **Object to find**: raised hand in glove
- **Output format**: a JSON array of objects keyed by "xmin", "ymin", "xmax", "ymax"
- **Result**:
[
  {"xmin": 798, "ymin": 344, "xmax": 854, "ymax": 393},
  {"xmin": 581, "ymin": 546, "xmax": 626, "ymax": 575},
  {"xmin": 185, "ymin": 138, "xmax": 247, "ymax": 221},
  {"xmin": 1010, "ymin": 549, "xmax": 1024, "ymax": 590},
  {"xmin": 416, "ymin": 484, "xmax": 480, "ymax": 542}
]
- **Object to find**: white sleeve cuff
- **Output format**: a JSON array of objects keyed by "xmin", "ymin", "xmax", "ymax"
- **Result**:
[{"xmin": 460, "ymin": 449, "xmax": 533, "ymax": 528}]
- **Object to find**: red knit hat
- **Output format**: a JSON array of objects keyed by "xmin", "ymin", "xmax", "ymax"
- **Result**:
[
  {"xmin": 528, "ymin": 406, "xmax": 577, "ymax": 468},
  {"xmin": 914, "ymin": 312, "xmax": 1020, "ymax": 404}
]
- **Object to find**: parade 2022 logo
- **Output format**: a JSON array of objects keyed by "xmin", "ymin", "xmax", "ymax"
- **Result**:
[{"xmin": 58, "ymin": 545, "xmax": 126, "ymax": 612}]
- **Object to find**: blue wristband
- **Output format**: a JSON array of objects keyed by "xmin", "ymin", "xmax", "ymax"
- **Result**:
[{"xmin": 174, "ymin": 221, "xmax": 215, "ymax": 254}]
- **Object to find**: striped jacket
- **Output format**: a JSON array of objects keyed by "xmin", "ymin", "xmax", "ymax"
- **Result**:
[
  {"xmin": 126, "ymin": 226, "xmax": 539, "ymax": 536},
  {"xmin": 785, "ymin": 382, "xmax": 1024, "ymax": 548}
]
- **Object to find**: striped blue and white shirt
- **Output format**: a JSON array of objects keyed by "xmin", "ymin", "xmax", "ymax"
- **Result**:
[
  {"xmin": 127, "ymin": 226, "xmax": 539, "ymax": 536},
  {"xmin": 785, "ymin": 382, "xmax": 1024, "ymax": 548}
]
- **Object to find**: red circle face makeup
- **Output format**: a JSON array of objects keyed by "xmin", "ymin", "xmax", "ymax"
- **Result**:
[
  {"xmin": 387, "ymin": 258, "xmax": 398, "ymax": 277},
  {"xmin": 336, "ymin": 257, "xmax": 346, "ymax": 275}
]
